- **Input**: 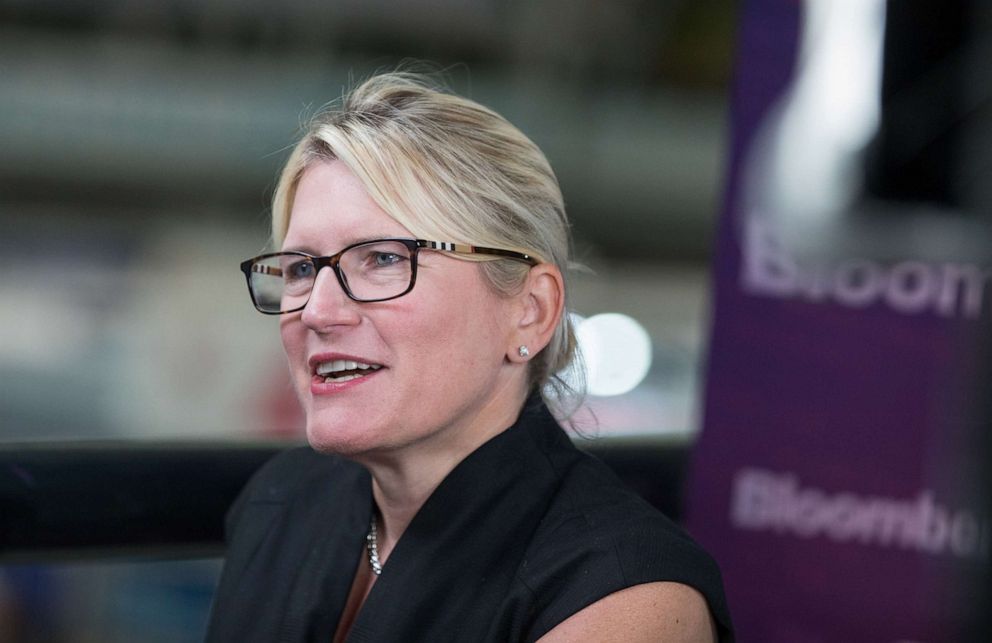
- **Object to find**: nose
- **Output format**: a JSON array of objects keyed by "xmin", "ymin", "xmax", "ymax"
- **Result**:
[{"xmin": 299, "ymin": 266, "xmax": 361, "ymax": 331}]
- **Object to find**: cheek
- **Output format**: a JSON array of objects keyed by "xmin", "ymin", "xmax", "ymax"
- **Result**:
[
  {"xmin": 279, "ymin": 319, "xmax": 306, "ymax": 375},
  {"xmin": 437, "ymin": 299, "xmax": 511, "ymax": 365}
]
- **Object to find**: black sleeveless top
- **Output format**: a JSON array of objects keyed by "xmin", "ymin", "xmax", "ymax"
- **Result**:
[{"xmin": 206, "ymin": 397, "xmax": 734, "ymax": 642}]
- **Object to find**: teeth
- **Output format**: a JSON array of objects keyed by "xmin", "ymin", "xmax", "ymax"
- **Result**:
[{"xmin": 315, "ymin": 360, "xmax": 382, "ymax": 376}]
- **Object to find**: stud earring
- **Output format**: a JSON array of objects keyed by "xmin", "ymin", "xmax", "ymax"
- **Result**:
[{"xmin": 518, "ymin": 345, "xmax": 530, "ymax": 358}]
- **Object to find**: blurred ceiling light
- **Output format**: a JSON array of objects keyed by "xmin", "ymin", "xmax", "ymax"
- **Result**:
[{"xmin": 573, "ymin": 312, "xmax": 653, "ymax": 397}]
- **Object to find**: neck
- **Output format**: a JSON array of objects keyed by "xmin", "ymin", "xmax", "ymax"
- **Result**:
[{"xmin": 361, "ymin": 383, "xmax": 529, "ymax": 564}]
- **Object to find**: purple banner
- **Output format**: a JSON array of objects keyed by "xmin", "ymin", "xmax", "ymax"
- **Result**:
[{"xmin": 686, "ymin": 1, "xmax": 987, "ymax": 641}]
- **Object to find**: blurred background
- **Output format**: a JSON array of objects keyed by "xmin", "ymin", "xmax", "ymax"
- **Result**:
[
  {"xmin": 1, "ymin": 0, "xmax": 735, "ymax": 640},
  {"xmin": 4, "ymin": 1, "xmax": 991, "ymax": 641},
  {"xmin": 0, "ymin": 0, "xmax": 734, "ymax": 443}
]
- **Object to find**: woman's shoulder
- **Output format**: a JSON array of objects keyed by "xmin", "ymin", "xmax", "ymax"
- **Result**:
[
  {"xmin": 537, "ymin": 581, "xmax": 719, "ymax": 643},
  {"xmin": 517, "ymin": 447, "xmax": 733, "ymax": 641},
  {"xmin": 209, "ymin": 448, "xmax": 370, "ymax": 642},
  {"xmin": 527, "ymin": 449, "xmax": 720, "ymax": 577},
  {"xmin": 225, "ymin": 446, "xmax": 365, "ymax": 534}
]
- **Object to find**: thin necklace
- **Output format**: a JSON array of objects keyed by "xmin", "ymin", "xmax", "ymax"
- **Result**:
[{"xmin": 366, "ymin": 514, "xmax": 383, "ymax": 576}]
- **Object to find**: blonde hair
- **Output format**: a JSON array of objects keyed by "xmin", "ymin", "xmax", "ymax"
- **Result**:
[{"xmin": 272, "ymin": 71, "xmax": 579, "ymax": 403}]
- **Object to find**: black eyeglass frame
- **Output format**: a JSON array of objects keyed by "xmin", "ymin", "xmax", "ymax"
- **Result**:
[{"xmin": 240, "ymin": 237, "xmax": 538, "ymax": 315}]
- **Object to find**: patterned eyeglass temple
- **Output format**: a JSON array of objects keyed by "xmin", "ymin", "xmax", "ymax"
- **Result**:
[{"xmin": 418, "ymin": 240, "xmax": 539, "ymax": 265}]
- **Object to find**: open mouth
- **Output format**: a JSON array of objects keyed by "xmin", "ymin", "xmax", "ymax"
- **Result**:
[{"xmin": 315, "ymin": 359, "xmax": 383, "ymax": 383}]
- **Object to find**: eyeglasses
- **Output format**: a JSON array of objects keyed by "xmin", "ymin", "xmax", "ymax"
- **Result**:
[{"xmin": 240, "ymin": 238, "xmax": 538, "ymax": 314}]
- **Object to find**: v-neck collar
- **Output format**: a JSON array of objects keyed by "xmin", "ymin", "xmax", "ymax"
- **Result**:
[{"xmin": 338, "ymin": 396, "xmax": 570, "ymax": 641}]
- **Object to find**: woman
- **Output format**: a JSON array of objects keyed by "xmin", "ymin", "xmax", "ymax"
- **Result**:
[{"xmin": 209, "ymin": 72, "xmax": 733, "ymax": 642}]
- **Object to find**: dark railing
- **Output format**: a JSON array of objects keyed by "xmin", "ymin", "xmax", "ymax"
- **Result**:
[
  {"xmin": 0, "ymin": 440, "xmax": 689, "ymax": 562},
  {"xmin": 0, "ymin": 442, "xmax": 284, "ymax": 561}
]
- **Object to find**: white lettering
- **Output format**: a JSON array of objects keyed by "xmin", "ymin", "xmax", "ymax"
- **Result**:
[
  {"xmin": 741, "ymin": 220, "xmax": 800, "ymax": 297},
  {"xmin": 833, "ymin": 261, "xmax": 882, "ymax": 307},
  {"xmin": 741, "ymin": 219, "xmax": 991, "ymax": 319},
  {"xmin": 730, "ymin": 467, "xmax": 988, "ymax": 559},
  {"xmin": 950, "ymin": 513, "xmax": 980, "ymax": 557},
  {"xmin": 936, "ymin": 263, "xmax": 992, "ymax": 318},
  {"xmin": 886, "ymin": 261, "xmax": 936, "ymax": 314}
]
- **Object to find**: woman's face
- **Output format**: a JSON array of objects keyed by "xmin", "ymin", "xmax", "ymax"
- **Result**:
[{"xmin": 279, "ymin": 160, "xmax": 525, "ymax": 457}]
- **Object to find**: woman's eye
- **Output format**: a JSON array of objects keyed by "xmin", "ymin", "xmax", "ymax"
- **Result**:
[
  {"xmin": 372, "ymin": 252, "xmax": 404, "ymax": 267},
  {"xmin": 286, "ymin": 260, "xmax": 315, "ymax": 280}
]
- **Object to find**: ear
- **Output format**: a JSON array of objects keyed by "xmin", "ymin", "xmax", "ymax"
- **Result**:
[{"xmin": 508, "ymin": 264, "xmax": 565, "ymax": 363}]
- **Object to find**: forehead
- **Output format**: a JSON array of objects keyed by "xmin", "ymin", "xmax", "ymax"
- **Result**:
[{"xmin": 282, "ymin": 160, "xmax": 411, "ymax": 251}]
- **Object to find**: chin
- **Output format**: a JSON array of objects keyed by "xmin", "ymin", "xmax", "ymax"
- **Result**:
[
  {"xmin": 306, "ymin": 423, "xmax": 365, "ymax": 456},
  {"xmin": 304, "ymin": 412, "xmax": 388, "ymax": 457}
]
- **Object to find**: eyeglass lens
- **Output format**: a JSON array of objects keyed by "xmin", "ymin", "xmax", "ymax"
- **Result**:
[{"xmin": 249, "ymin": 240, "xmax": 415, "ymax": 312}]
